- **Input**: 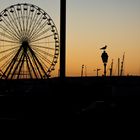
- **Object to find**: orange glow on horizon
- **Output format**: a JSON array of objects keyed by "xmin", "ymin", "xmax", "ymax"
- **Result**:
[{"xmin": 0, "ymin": 0, "xmax": 140, "ymax": 78}]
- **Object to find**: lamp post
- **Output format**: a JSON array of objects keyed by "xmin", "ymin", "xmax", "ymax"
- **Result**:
[{"xmin": 101, "ymin": 50, "xmax": 108, "ymax": 76}]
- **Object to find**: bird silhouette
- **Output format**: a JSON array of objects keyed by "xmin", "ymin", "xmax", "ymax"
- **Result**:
[{"xmin": 100, "ymin": 45, "xmax": 107, "ymax": 50}]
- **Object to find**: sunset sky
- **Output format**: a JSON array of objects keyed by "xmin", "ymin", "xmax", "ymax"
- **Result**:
[{"xmin": 0, "ymin": 0, "xmax": 140, "ymax": 77}]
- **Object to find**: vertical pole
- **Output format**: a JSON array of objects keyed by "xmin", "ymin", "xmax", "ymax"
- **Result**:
[
  {"xmin": 104, "ymin": 63, "xmax": 107, "ymax": 76},
  {"xmin": 81, "ymin": 65, "xmax": 84, "ymax": 77},
  {"xmin": 60, "ymin": 0, "xmax": 66, "ymax": 79},
  {"xmin": 118, "ymin": 58, "xmax": 120, "ymax": 76},
  {"xmin": 110, "ymin": 59, "xmax": 113, "ymax": 76}
]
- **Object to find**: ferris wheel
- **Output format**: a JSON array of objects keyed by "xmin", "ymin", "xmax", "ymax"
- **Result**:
[{"xmin": 0, "ymin": 3, "xmax": 59, "ymax": 79}]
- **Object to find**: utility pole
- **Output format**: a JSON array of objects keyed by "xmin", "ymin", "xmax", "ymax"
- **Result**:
[{"xmin": 60, "ymin": 0, "xmax": 66, "ymax": 79}]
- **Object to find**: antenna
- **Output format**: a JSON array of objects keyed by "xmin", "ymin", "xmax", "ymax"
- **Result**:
[
  {"xmin": 118, "ymin": 58, "xmax": 120, "ymax": 76},
  {"xmin": 120, "ymin": 52, "xmax": 125, "ymax": 76},
  {"xmin": 110, "ymin": 59, "xmax": 113, "ymax": 76}
]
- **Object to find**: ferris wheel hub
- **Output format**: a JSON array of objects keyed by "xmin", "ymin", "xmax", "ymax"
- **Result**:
[
  {"xmin": 22, "ymin": 41, "xmax": 29, "ymax": 46},
  {"xmin": 22, "ymin": 41, "xmax": 29, "ymax": 53}
]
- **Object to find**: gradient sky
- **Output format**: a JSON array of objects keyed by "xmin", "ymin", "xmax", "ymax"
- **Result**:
[{"xmin": 0, "ymin": 0, "xmax": 140, "ymax": 77}]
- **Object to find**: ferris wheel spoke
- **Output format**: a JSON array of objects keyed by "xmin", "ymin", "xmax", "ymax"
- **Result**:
[
  {"xmin": 32, "ymin": 51, "xmax": 50, "ymax": 70},
  {"xmin": 0, "ymin": 24, "xmax": 15, "ymax": 38},
  {"xmin": 0, "ymin": 46, "xmax": 19, "ymax": 54},
  {"xmin": 30, "ymin": 24, "xmax": 51, "ymax": 40},
  {"xmin": 1, "ymin": 21, "xmax": 20, "ymax": 40},
  {"xmin": 34, "ymin": 51, "xmax": 52, "ymax": 65},
  {"xmin": 16, "ymin": 5, "xmax": 24, "ymax": 33},
  {"xmin": 6, "ymin": 10, "xmax": 22, "ymax": 38},
  {"xmin": 0, "ymin": 44, "xmax": 19, "ymax": 47},
  {"xmin": 27, "ymin": 9, "xmax": 41, "ymax": 37},
  {"xmin": 16, "ymin": 6, "xmax": 30, "ymax": 40},
  {"xmin": 1, "ymin": 15, "xmax": 21, "ymax": 39},
  {"xmin": 29, "ymin": 19, "xmax": 48, "ymax": 40},
  {"xmin": 0, "ymin": 48, "xmax": 18, "ymax": 63},
  {"xmin": 31, "ymin": 41, "xmax": 55, "ymax": 44},
  {"xmin": 22, "ymin": 6, "xmax": 30, "ymax": 38},
  {"xmin": 31, "ymin": 44, "xmax": 55, "ymax": 50},
  {"xmin": 35, "ymin": 55, "xmax": 49, "ymax": 71},
  {"xmin": 33, "ymin": 48, "xmax": 53, "ymax": 65},
  {"xmin": 25, "ymin": 7, "xmax": 31, "ymax": 38},
  {"xmin": 18, "ymin": 8, "xmax": 26, "ymax": 39},
  {"xmin": 28, "ymin": 14, "xmax": 44, "ymax": 40},
  {"xmin": 13, "ymin": 7, "xmax": 24, "ymax": 37},
  {"xmin": 1, "ymin": 52, "xmax": 17, "ymax": 71},
  {"xmin": 27, "ymin": 8, "xmax": 38, "ymax": 38},
  {"xmin": 31, "ymin": 34, "xmax": 54, "ymax": 43},
  {"xmin": 7, "ymin": 9, "xmax": 22, "ymax": 36},
  {"xmin": 0, "ymin": 38, "xmax": 19, "ymax": 43},
  {"xmin": 30, "ymin": 26, "xmax": 52, "ymax": 41},
  {"xmin": 21, "ymin": 9, "xmax": 26, "ymax": 35},
  {"xmin": 0, "ymin": 31, "xmax": 18, "ymax": 41},
  {"xmin": 32, "ymin": 47, "xmax": 54, "ymax": 58},
  {"xmin": 0, "ymin": 21, "xmax": 20, "ymax": 41}
]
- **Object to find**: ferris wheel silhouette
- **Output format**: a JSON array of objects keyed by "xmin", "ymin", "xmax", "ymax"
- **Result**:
[{"xmin": 0, "ymin": 3, "xmax": 59, "ymax": 79}]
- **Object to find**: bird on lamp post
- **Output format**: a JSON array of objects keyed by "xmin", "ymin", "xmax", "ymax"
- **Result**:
[{"xmin": 100, "ymin": 45, "xmax": 107, "ymax": 50}]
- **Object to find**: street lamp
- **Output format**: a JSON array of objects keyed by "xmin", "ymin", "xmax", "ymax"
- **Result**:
[{"xmin": 101, "ymin": 50, "xmax": 108, "ymax": 76}]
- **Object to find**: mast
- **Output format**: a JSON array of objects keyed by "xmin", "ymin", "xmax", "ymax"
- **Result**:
[
  {"xmin": 110, "ymin": 59, "xmax": 113, "ymax": 76},
  {"xmin": 120, "ymin": 53, "xmax": 125, "ymax": 76},
  {"xmin": 118, "ymin": 58, "xmax": 120, "ymax": 76}
]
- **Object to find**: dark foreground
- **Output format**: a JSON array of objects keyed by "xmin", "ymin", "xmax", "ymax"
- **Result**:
[{"xmin": 0, "ymin": 76, "xmax": 140, "ymax": 121}]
